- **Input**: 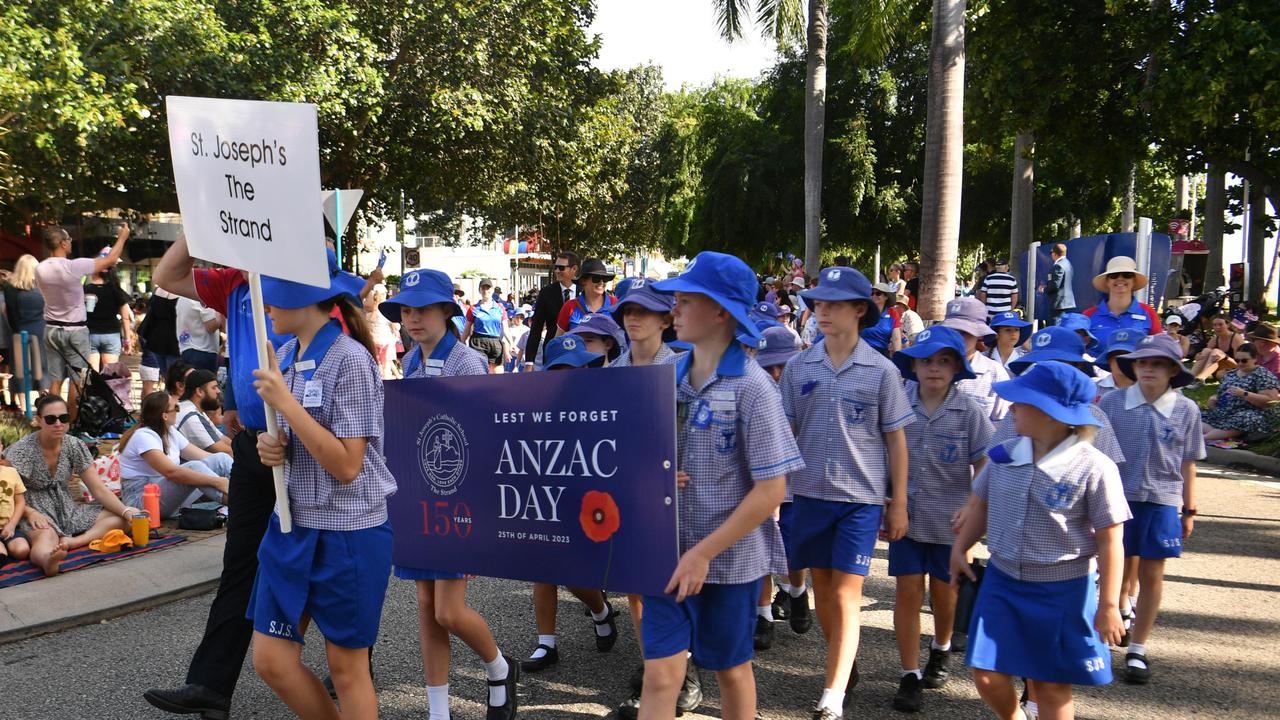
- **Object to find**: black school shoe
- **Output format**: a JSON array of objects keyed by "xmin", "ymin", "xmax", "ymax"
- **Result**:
[
  {"xmin": 811, "ymin": 706, "xmax": 842, "ymax": 720},
  {"xmin": 486, "ymin": 655, "xmax": 520, "ymax": 720},
  {"xmin": 790, "ymin": 589, "xmax": 814, "ymax": 634},
  {"xmin": 1124, "ymin": 652, "xmax": 1151, "ymax": 685},
  {"xmin": 595, "ymin": 602, "xmax": 619, "ymax": 652},
  {"xmin": 771, "ymin": 587, "xmax": 791, "ymax": 621},
  {"xmin": 520, "ymin": 644, "xmax": 560, "ymax": 672},
  {"xmin": 921, "ymin": 648, "xmax": 950, "ymax": 688},
  {"xmin": 753, "ymin": 615, "xmax": 775, "ymax": 650},
  {"xmin": 1119, "ymin": 609, "xmax": 1134, "ymax": 648},
  {"xmin": 142, "ymin": 684, "xmax": 231, "ymax": 720},
  {"xmin": 892, "ymin": 673, "xmax": 923, "ymax": 713}
]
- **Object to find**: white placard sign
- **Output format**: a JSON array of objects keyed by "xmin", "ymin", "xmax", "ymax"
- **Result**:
[{"xmin": 166, "ymin": 96, "xmax": 328, "ymax": 288}]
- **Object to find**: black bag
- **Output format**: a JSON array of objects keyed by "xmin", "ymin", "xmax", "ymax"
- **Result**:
[
  {"xmin": 177, "ymin": 507, "xmax": 225, "ymax": 531},
  {"xmin": 953, "ymin": 559, "xmax": 986, "ymax": 635}
]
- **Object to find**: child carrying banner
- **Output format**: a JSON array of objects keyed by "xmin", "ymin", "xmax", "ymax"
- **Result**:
[
  {"xmin": 636, "ymin": 252, "xmax": 804, "ymax": 720},
  {"xmin": 247, "ymin": 265, "xmax": 398, "ymax": 720},
  {"xmin": 780, "ymin": 266, "xmax": 913, "ymax": 720},
  {"xmin": 379, "ymin": 268, "xmax": 519, "ymax": 720},
  {"xmin": 888, "ymin": 326, "xmax": 993, "ymax": 712}
]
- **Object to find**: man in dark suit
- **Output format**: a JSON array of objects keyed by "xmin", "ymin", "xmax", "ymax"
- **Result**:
[{"xmin": 525, "ymin": 251, "xmax": 579, "ymax": 369}]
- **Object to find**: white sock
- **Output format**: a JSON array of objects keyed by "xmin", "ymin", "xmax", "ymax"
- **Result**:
[
  {"xmin": 757, "ymin": 605, "xmax": 774, "ymax": 621},
  {"xmin": 1119, "ymin": 597, "xmax": 1132, "ymax": 615},
  {"xmin": 788, "ymin": 583, "xmax": 807, "ymax": 598},
  {"xmin": 818, "ymin": 688, "xmax": 845, "ymax": 713},
  {"xmin": 484, "ymin": 654, "xmax": 509, "ymax": 706},
  {"xmin": 901, "ymin": 668, "xmax": 922, "ymax": 679},
  {"xmin": 592, "ymin": 606, "xmax": 614, "ymax": 636},
  {"xmin": 931, "ymin": 638, "xmax": 951, "ymax": 652},
  {"xmin": 426, "ymin": 684, "xmax": 450, "ymax": 720},
  {"xmin": 1128, "ymin": 595, "xmax": 1138, "ymax": 611},
  {"xmin": 778, "ymin": 582, "xmax": 794, "ymax": 595},
  {"xmin": 1128, "ymin": 642, "xmax": 1148, "ymax": 666},
  {"xmin": 529, "ymin": 635, "xmax": 556, "ymax": 659}
]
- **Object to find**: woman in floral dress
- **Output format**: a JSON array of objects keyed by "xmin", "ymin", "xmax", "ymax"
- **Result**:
[{"xmin": 1202, "ymin": 344, "xmax": 1280, "ymax": 440}]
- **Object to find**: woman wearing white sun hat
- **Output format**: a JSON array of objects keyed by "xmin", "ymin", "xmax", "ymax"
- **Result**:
[{"xmin": 1082, "ymin": 256, "xmax": 1162, "ymax": 340}]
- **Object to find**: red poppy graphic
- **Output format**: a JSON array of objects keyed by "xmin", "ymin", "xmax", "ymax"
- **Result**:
[{"xmin": 580, "ymin": 490, "xmax": 621, "ymax": 543}]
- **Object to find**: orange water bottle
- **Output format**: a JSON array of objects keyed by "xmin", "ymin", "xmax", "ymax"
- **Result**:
[{"xmin": 143, "ymin": 483, "xmax": 161, "ymax": 529}]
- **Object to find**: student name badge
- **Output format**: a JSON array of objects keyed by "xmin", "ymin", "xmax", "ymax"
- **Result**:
[
  {"xmin": 303, "ymin": 380, "xmax": 323, "ymax": 408},
  {"xmin": 295, "ymin": 359, "xmax": 317, "ymax": 373}
]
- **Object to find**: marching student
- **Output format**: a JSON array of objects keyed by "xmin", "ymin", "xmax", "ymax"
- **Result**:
[
  {"xmin": 985, "ymin": 312, "xmax": 1031, "ymax": 370},
  {"xmin": 569, "ymin": 313, "xmax": 628, "ymax": 364},
  {"xmin": 1099, "ymin": 334, "xmax": 1205, "ymax": 685},
  {"xmin": 1094, "ymin": 329, "xmax": 1140, "ymax": 398},
  {"xmin": 379, "ymin": 268, "xmax": 519, "ymax": 720},
  {"xmin": 889, "ymin": 326, "xmax": 993, "ymax": 713},
  {"xmin": 247, "ymin": 266, "xmax": 398, "ymax": 720},
  {"xmin": 781, "ymin": 266, "xmax": 913, "ymax": 720},
  {"xmin": 637, "ymin": 252, "xmax": 804, "ymax": 720},
  {"xmin": 939, "ymin": 297, "xmax": 1010, "ymax": 421},
  {"xmin": 951, "ymin": 362, "xmax": 1130, "ymax": 720}
]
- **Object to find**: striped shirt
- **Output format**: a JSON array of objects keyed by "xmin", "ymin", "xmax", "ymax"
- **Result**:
[
  {"xmin": 1098, "ymin": 385, "xmax": 1206, "ymax": 506},
  {"xmin": 989, "ymin": 403, "xmax": 1126, "ymax": 464},
  {"xmin": 668, "ymin": 342, "xmax": 805, "ymax": 584},
  {"xmin": 781, "ymin": 339, "xmax": 915, "ymax": 504},
  {"xmin": 976, "ymin": 436, "xmax": 1131, "ymax": 582},
  {"xmin": 979, "ymin": 271, "xmax": 1019, "ymax": 315},
  {"xmin": 612, "ymin": 342, "xmax": 676, "ymax": 368},
  {"xmin": 904, "ymin": 384, "xmax": 994, "ymax": 545}
]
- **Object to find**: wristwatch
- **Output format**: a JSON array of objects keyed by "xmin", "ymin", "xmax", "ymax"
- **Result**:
[{"xmin": 1183, "ymin": 508, "xmax": 1198, "ymax": 517}]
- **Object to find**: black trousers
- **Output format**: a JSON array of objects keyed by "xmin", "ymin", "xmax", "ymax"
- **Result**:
[{"xmin": 185, "ymin": 429, "xmax": 275, "ymax": 697}]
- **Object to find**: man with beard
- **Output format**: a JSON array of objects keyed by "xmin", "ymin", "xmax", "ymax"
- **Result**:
[{"xmin": 175, "ymin": 368, "xmax": 233, "ymax": 456}]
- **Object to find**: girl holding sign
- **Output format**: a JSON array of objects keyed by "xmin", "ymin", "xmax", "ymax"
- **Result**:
[
  {"xmin": 379, "ymin": 268, "xmax": 519, "ymax": 720},
  {"xmin": 247, "ymin": 268, "xmax": 397, "ymax": 720}
]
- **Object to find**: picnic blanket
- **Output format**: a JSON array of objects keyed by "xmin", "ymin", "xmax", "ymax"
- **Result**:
[{"xmin": 0, "ymin": 534, "xmax": 185, "ymax": 589}]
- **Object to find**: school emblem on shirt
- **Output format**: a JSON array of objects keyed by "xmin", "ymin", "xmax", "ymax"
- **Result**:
[
  {"xmin": 1158, "ymin": 424, "xmax": 1176, "ymax": 445},
  {"xmin": 418, "ymin": 414, "xmax": 470, "ymax": 496},
  {"xmin": 842, "ymin": 397, "xmax": 867, "ymax": 425},
  {"xmin": 1044, "ymin": 482, "xmax": 1074, "ymax": 510},
  {"xmin": 940, "ymin": 442, "xmax": 958, "ymax": 463}
]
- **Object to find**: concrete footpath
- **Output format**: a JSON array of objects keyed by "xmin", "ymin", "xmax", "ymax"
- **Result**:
[
  {"xmin": 0, "ymin": 533, "xmax": 225, "ymax": 645},
  {"xmin": 1206, "ymin": 445, "xmax": 1280, "ymax": 476}
]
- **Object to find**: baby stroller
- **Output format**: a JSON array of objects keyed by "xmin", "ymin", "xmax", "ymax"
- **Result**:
[{"xmin": 56, "ymin": 344, "xmax": 135, "ymax": 438}]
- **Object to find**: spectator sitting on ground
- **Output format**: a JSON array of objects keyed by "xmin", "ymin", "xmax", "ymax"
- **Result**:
[
  {"xmin": 1202, "ymin": 344, "xmax": 1280, "ymax": 442},
  {"xmin": 1190, "ymin": 314, "xmax": 1245, "ymax": 381},
  {"xmin": 1, "ymin": 448, "xmax": 29, "ymax": 564},
  {"xmin": 165, "ymin": 360, "xmax": 195, "ymax": 398},
  {"xmin": 1164, "ymin": 314, "xmax": 1191, "ymax": 358},
  {"xmin": 119, "ymin": 391, "xmax": 232, "ymax": 520},
  {"xmin": 176, "ymin": 369, "xmax": 232, "ymax": 455}
]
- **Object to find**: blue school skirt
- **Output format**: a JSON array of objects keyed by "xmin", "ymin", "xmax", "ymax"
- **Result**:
[
  {"xmin": 248, "ymin": 514, "xmax": 393, "ymax": 649},
  {"xmin": 966, "ymin": 564, "xmax": 1112, "ymax": 685}
]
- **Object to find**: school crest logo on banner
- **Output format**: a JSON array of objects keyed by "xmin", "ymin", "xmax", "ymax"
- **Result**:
[{"xmin": 418, "ymin": 414, "xmax": 469, "ymax": 496}]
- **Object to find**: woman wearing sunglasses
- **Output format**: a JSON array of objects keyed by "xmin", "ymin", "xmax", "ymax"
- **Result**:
[
  {"xmin": 117, "ymin": 390, "xmax": 233, "ymax": 519},
  {"xmin": 1082, "ymin": 256, "xmax": 1163, "ymax": 341},
  {"xmin": 556, "ymin": 258, "xmax": 618, "ymax": 333},
  {"xmin": 5, "ymin": 395, "xmax": 142, "ymax": 576}
]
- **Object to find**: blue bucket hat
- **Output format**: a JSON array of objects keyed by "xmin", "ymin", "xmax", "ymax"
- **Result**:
[
  {"xmin": 992, "ymin": 361, "xmax": 1102, "ymax": 427},
  {"xmin": 611, "ymin": 282, "xmax": 674, "ymax": 321},
  {"xmin": 544, "ymin": 334, "xmax": 604, "ymax": 369},
  {"xmin": 569, "ymin": 313, "xmax": 628, "ymax": 359},
  {"xmin": 1116, "ymin": 333, "xmax": 1196, "ymax": 388},
  {"xmin": 988, "ymin": 311, "xmax": 1032, "ymax": 347},
  {"xmin": 1095, "ymin": 328, "xmax": 1141, "ymax": 368},
  {"xmin": 379, "ymin": 268, "xmax": 462, "ymax": 323},
  {"xmin": 262, "ymin": 248, "xmax": 360, "ymax": 310},
  {"xmin": 652, "ymin": 251, "xmax": 764, "ymax": 340},
  {"xmin": 755, "ymin": 326, "xmax": 800, "ymax": 369},
  {"xmin": 1008, "ymin": 326, "xmax": 1096, "ymax": 377},
  {"xmin": 893, "ymin": 325, "xmax": 977, "ymax": 382},
  {"xmin": 613, "ymin": 276, "xmax": 645, "ymax": 301},
  {"xmin": 1056, "ymin": 312, "xmax": 1098, "ymax": 345},
  {"xmin": 800, "ymin": 266, "xmax": 873, "ymax": 305},
  {"xmin": 750, "ymin": 301, "xmax": 782, "ymax": 322}
]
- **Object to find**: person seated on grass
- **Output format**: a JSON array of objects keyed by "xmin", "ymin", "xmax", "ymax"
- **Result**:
[
  {"xmin": 1190, "ymin": 315, "xmax": 1244, "ymax": 381},
  {"xmin": 5, "ymin": 395, "xmax": 142, "ymax": 576},
  {"xmin": 119, "ymin": 390, "xmax": 232, "ymax": 519},
  {"xmin": 0, "ymin": 451, "xmax": 29, "ymax": 565},
  {"xmin": 176, "ymin": 369, "xmax": 232, "ymax": 455},
  {"xmin": 1201, "ymin": 344, "xmax": 1280, "ymax": 442}
]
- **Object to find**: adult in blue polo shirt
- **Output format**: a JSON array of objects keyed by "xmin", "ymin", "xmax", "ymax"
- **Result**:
[{"xmin": 1083, "ymin": 256, "xmax": 1162, "ymax": 341}]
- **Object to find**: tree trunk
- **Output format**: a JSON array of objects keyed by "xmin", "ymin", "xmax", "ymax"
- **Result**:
[
  {"xmin": 1175, "ymin": 175, "xmax": 1190, "ymax": 211},
  {"xmin": 1121, "ymin": 163, "xmax": 1136, "ymax": 232},
  {"xmin": 1070, "ymin": 217, "xmax": 1082, "ymax": 238},
  {"xmin": 1247, "ymin": 183, "xmax": 1267, "ymax": 306},
  {"xmin": 918, "ymin": 0, "xmax": 966, "ymax": 321},
  {"xmin": 1009, "ymin": 130, "xmax": 1034, "ymax": 266},
  {"xmin": 803, "ymin": 0, "xmax": 828, "ymax": 278},
  {"xmin": 1202, "ymin": 167, "xmax": 1226, "ymax": 289}
]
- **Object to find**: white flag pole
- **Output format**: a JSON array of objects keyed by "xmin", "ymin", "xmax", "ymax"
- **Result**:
[{"xmin": 249, "ymin": 271, "xmax": 293, "ymax": 533}]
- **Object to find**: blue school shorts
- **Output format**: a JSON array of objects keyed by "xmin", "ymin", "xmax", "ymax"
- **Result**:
[
  {"xmin": 642, "ymin": 579, "xmax": 762, "ymax": 671},
  {"xmin": 888, "ymin": 537, "xmax": 952, "ymax": 582},
  {"xmin": 1124, "ymin": 501, "xmax": 1183, "ymax": 559},
  {"xmin": 966, "ymin": 564, "xmax": 1112, "ymax": 685},
  {"xmin": 248, "ymin": 514, "xmax": 393, "ymax": 649},
  {"xmin": 788, "ymin": 496, "xmax": 882, "ymax": 576},
  {"xmin": 777, "ymin": 501, "xmax": 795, "ymax": 558},
  {"xmin": 394, "ymin": 565, "xmax": 466, "ymax": 582}
]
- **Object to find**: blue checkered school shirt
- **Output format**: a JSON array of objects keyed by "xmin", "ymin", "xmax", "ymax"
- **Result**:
[
  {"xmin": 1098, "ymin": 385, "xmax": 1206, "ymax": 507},
  {"xmin": 957, "ymin": 350, "xmax": 1011, "ymax": 421},
  {"xmin": 989, "ymin": 404, "xmax": 1126, "ymax": 465},
  {"xmin": 668, "ymin": 342, "xmax": 805, "ymax": 585},
  {"xmin": 780, "ymin": 339, "xmax": 914, "ymax": 505},
  {"xmin": 975, "ymin": 436, "xmax": 1131, "ymax": 582},
  {"xmin": 276, "ymin": 327, "xmax": 398, "ymax": 531},
  {"xmin": 904, "ymin": 384, "xmax": 994, "ymax": 545},
  {"xmin": 404, "ymin": 331, "xmax": 489, "ymax": 379},
  {"xmin": 611, "ymin": 342, "xmax": 676, "ymax": 368}
]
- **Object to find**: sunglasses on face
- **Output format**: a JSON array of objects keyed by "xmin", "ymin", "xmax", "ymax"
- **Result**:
[
  {"xmin": 42, "ymin": 413, "xmax": 71, "ymax": 425},
  {"xmin": 1110, "ymin": 272, "xmax": 1134, "ymax": 280},
  {"xmin": 585, "ymin": 276, "xmax": 608, "ymax": 284},
  {"xmin": 554, "ymin": 265, "xmax": 570, "ymax": 271}
]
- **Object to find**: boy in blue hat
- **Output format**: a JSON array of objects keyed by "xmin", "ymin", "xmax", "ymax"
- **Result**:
[
  {"xmin": 939, "ymin": 297, "xmax": 1010, "ymax": 421},
  {"xmin": 1099, "ymin": 334, "xmax": 1204, "ymax": 684},
  {"xmin": 569, "ymin": 313, "xmax": 628, "ymax": 364},
  {"xmin": 379, "ymin": 268, "xmax": 519, "ymax": 720},
  {"xmin": 1094, "ymin": 328, "xmax": 1140, "ymax": 398},
  {"xmin": 780, "ymin": 266, "xmax": 913, "ymax": 719},
  {"xmin": 1057, "ymin": 312, "xmax": 1100, "ymax": 357},
  {"xmin": 984, "ymin": 311, "xmax": 1031, "ymax": 369},
  {"xmin": 888, "ymin": 326, "xmax": 993, "ymax": 712},
  {"xmin": 638, "ymin": 251, "xmax": 804, "ymax": 720},
  {"xmin": 612, "ymin": 282, "xmax": 676, "ymax": 368},
  {"xmin": 951, "ymin": 362, "xmax": 1130, "ymax": 720}
]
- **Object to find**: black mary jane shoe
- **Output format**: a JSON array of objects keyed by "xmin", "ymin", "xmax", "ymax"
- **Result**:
[
  {"xmin": 485, "ymin": 655, "xmax": 520, "ymax": 720},
  {"xmin": 520, "ymin": 644, "xmax": 560, "ymax": 672}
]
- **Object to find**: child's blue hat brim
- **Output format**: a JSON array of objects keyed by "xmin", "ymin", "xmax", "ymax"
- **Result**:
[
  {"xmin": 611, "ymin": 284, "xmax": 674, "ymax": 320},
  {"xmin": 1057, "ymin": 313, "xmax": 1099, "ymax": 343},
  {"xmin": 892, "ymin": 326, "xmax": 977, "ymax": 382},
  {"xmin": 262, "ymin": 248, "xmax": 359, "ymax": 309},
  {"xmin": 993, "ymin": 362, "xmax": 1102, "ymax": 427},
  {"xmin": 756, "ymin": 347, "xmax": 798, "ymax": 369},
  {"xmin": 1009, "ymin": 327, "xmax": 1095, "ymax": 376},
  {"xmin": 800, "ymin": 266, "xmax": 874, "ymax": 304},
  {"xmin": 1009, "ymin": 349, "xmax": 1098, "ymax": 377},
  {"xmin": 544, "ymin": 335, "xmax": 605, "ymax": 369},
  {"xmin": 988, "ymin": 312, "xmax": 1033, "ymax": 347},
  {"xmin": 652, "ymin": 252, "xmax": 762, "ymax": 340},
  {"xmin": 380, "ymin": 268, "xmax": 462, "ymax": 323}
]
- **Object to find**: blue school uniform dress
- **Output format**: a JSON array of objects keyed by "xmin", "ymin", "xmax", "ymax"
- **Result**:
[
  {"xmin": 888, "ymin": 385, "xmax": 992, "ymax": 582},
  {"xmin": 967, "ymin": 436, "xmax": 1131, "ymax": 685},
  {"xmin": 956, "ymin": 351, "xmax": 1011, "ymax": 421},
  {"xmin": 610, "ymin": 342, "xmax": 675, "ymax": 368},
  {"xmin": 1098, "ymin": 385, "xmax": 1205, "ymax": 559},
  {"xmin": 641, "ymin": 342, "xmax": 805, "ymax": 671},
  {"xmin": 989, "ymin": 404, "xmax": 1127, "ymax": 463},
  {"xmin": 781, "ymin": 339, "xmax": 914, "ymax": 576},
  {"xmin": 394, "ymin": 332, "xmax": 489, "ymax": 582},
  {"xmin": 248, "ymin": 323, "xmax": 399, "ymax": 648}
]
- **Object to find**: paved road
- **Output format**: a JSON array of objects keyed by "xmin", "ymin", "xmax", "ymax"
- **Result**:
[{"xmin": 3, "ymin": 463, "xmax": 1278, "ymax": 719}]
